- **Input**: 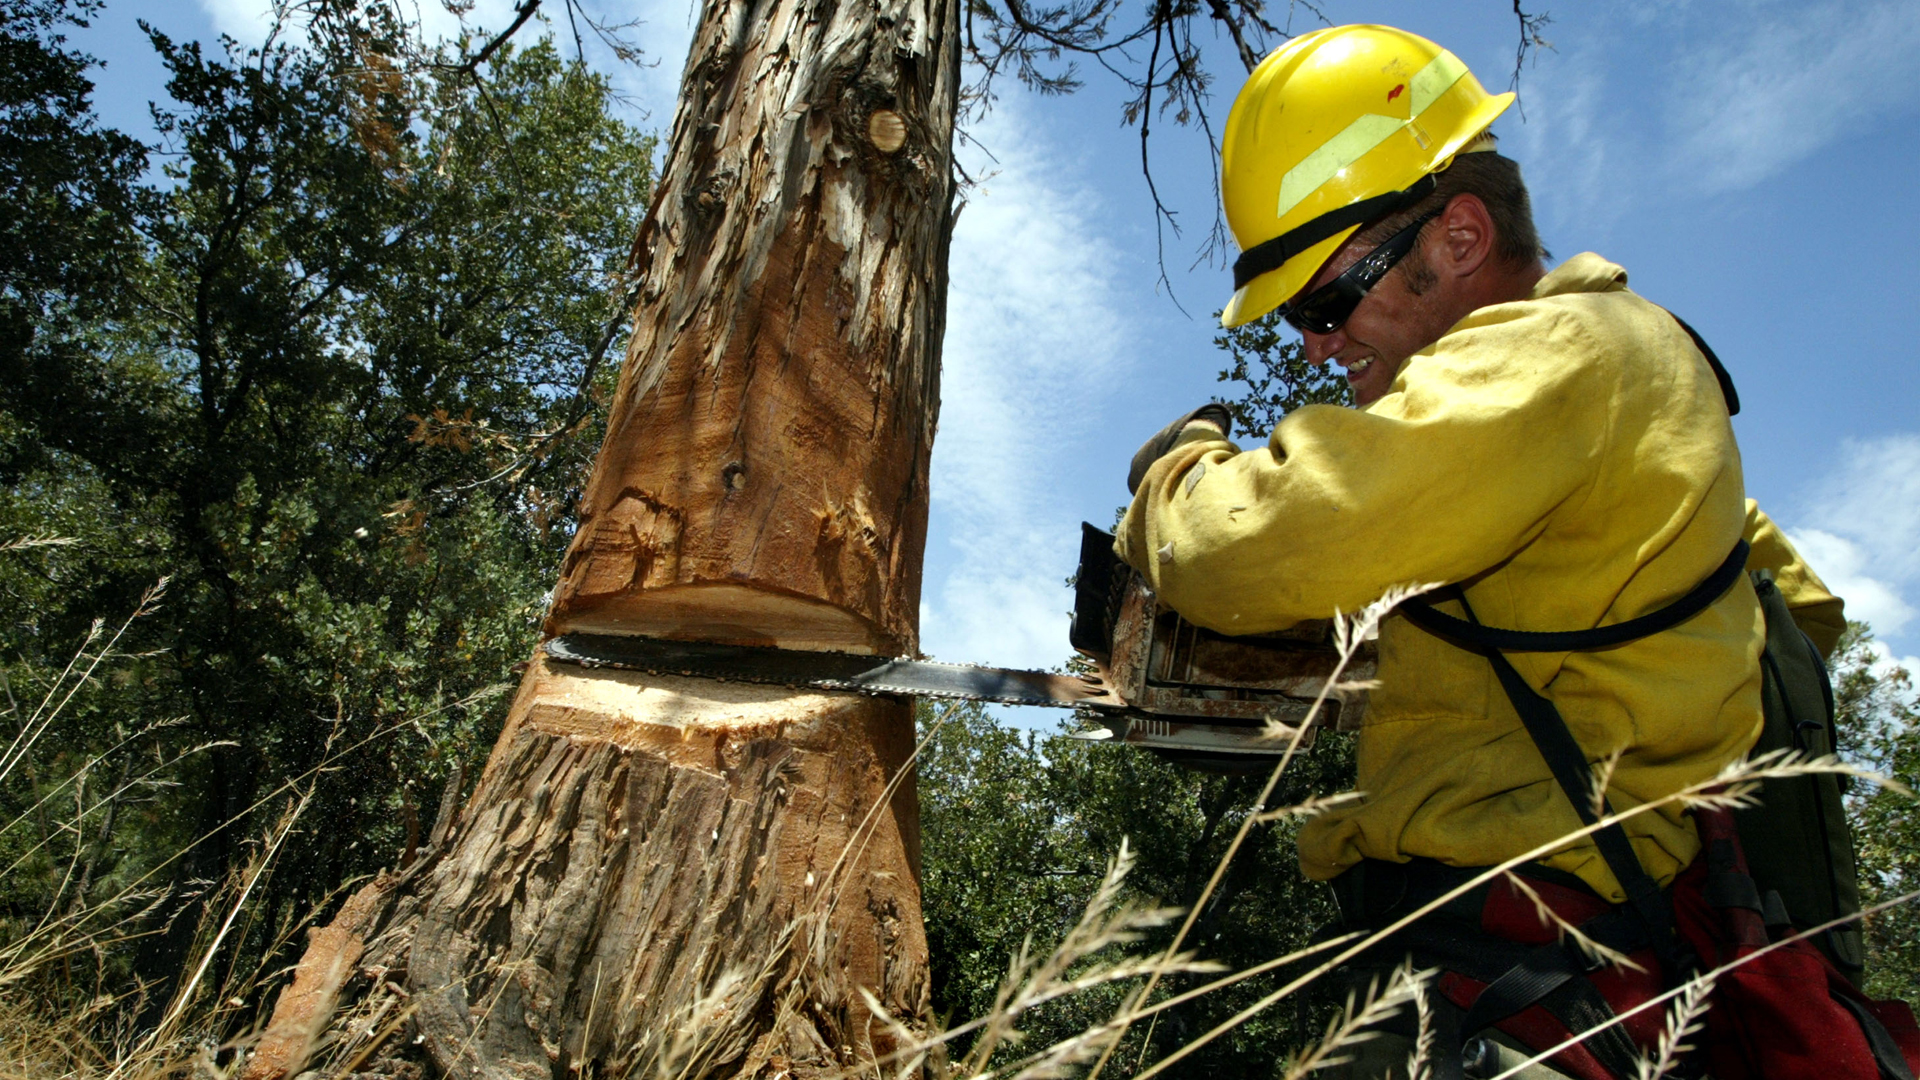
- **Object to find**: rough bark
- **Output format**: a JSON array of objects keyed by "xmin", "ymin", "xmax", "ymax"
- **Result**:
[
  {"xmin": 404, "ymin": 663, "xmax": 928, "ymax": 1079},
  {"xmin": 386, "ymin": 0, "xmax": 961, "ymax": 1072},
  {"xmin": 547, "ymin": 0, "xmax": 957, "ymax": 656}
]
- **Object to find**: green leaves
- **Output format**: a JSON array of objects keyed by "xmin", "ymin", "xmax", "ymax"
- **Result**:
[
  {"xmin": 1211, "ymin": 309, "xmax": 1351, "ymax": 440},
  {"xmin": 1834, "ymin": 623, "xmax": 1920, "ymax": 1001},
  {"xmin": 917, "ymin": 701, "xmax": 1357, "ymax": 1071},
  {"xmin": 0, "ymin": 0, "xmax": 145, "ymax": 377},
  {"xmin": 0, "ymin": 2, "xmax": 654, "ymax": 998}
]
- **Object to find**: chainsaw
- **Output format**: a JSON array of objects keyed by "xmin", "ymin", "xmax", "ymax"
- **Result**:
[{"xmin": 543, "ymin": 524, "xmax": 1372, "ymax": 770}]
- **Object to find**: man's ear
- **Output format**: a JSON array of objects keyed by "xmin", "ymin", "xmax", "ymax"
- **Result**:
[{"xmin": 1436, "ymin": 194, "xmax": 1495, "ymax": 278}]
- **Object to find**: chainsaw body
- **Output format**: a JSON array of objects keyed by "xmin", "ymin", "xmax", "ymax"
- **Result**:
[{"xmin": 1068, "ymin": 523, "xmax": 1372, "ymax": 765}]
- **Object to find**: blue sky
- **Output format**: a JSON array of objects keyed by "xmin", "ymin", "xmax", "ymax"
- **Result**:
[{"xmin": 77, "ymin": 0, "xmax": 1920, "ymax": 702}]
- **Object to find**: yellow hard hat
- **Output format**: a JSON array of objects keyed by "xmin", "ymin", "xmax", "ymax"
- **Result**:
[{"xmin": 1219, "ymin": 25, "xmax": 1515, "ymax": 328}]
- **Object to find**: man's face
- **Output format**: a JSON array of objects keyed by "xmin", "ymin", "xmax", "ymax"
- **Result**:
[{"xmin": 1295, "ymin": 232, "xmax": 1450, "ymax": 407}]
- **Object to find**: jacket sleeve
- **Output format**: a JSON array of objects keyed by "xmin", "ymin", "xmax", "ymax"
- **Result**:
[
  {"xmin": 1115, "ymin": 301, "xmax": 1624, "ymax": 633},
  {"xmin": 1743, "ymin": 500, "xmax": 1847, "ymax": 659}
]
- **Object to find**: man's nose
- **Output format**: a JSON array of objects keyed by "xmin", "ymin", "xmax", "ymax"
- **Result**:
[{"xmin": 1302, "ymin": 327, "xmax": 1345, "ymax": 366}]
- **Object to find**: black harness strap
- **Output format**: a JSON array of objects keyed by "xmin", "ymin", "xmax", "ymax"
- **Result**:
[
  {"xmin": 1458, "ymin": 904, "xmax": 1648, "ymax": 1036},
  {"xmin": 1536, "ymin": 976, "xmax": 1651, "ymax": 1080},
  {"xmin": 1448, "ymin": 935, "xmax": 1646, "ymax": 1080},
  {"xmin": 1431, "ymin": 587, "xmax": 1688, "ymax": 972},
  {"xmin": 1459, "ymin": 940, "xmax": 1582, "ymax": 1034},
  {"xmin": 1396, "ymin": 541, "xmax": 1751, "ymax": 1060},
  {"xmin": 1667, "ymin": 313, "xmax": 1740, "ymax": 417},
  {"xmin": 1397, "ymin": 541, "xmax": 1749, "ymax": 653},
  {"xmin": 1385, "ymin": 315, "xmax": 1745, "ymax": 1077},
  {"xmin": 1393, "ymin": 538, "xmax": 1752, "ymax": 1068}
]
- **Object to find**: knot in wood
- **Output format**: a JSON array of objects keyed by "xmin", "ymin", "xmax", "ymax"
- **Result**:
[
  {"xmin": 721, "ymin": 460, "xmax": 747, "ymax": 492},
  {"xmin": 867, "ymin": 109, "xmax": 908, "ymax": 154}
]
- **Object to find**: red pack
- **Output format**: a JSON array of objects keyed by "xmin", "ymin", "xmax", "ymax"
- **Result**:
[
  {"xmin": 1670, "ymin": 809, "xmax": 1920, "ymax": 1080},
  {"xmin": 1430, "ymin": 812, "xmax": 1919, "ymax": 1080}
]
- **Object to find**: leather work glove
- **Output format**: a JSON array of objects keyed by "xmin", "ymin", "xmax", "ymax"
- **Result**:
[{"xmin": 1127, "ymin": 403, "xmax": 1232, "ymax": 494}]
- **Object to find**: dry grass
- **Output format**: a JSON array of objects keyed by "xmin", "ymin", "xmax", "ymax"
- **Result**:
[
  {"xmin": 4, "ymin": 571, "xmax": 1915, "ymax": 1080},
  {"xmin": 0, "ymin": 578, "xmax": 504, "ymax": 1080}
]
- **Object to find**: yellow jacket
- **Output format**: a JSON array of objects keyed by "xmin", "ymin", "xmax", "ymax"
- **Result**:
[{"xmin": 1117, "ymin": 253, "xmax": 1842, "ymax": 901}]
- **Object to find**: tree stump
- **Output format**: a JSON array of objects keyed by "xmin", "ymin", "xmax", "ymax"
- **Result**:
[
  {"xmin": 406, "ymin": 665, "xmax": 928, "ymax": 1077},
  {"xmin": 388, "ymin": 0, "xmax": 961, "ymax": 1072}
]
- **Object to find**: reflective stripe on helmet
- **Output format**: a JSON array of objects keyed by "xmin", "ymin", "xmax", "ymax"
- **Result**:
[
  {"xmin": 1217, "ymin": 26, "xmax": 1513, "ymax": 327},
  {"xmin": 1274, "ymin": 49, "xmax": 1471, "ymax": 220}
]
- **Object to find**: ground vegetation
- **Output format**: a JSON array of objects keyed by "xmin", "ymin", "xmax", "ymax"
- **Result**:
[{"xmin": 0, "ymin": 0, "xmax": 653, "ymax": 1029}]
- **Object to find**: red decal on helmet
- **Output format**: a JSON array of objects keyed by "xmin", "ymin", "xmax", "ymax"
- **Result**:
[{"xmin": 1387, "ymin": 83, "xmax": 1405, "ymax": 103}]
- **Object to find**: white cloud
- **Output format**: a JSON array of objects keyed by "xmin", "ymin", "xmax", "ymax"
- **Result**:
[
  {"xmin": 1800, "ymin": 434, "xmax": 1920, "ymax": 585},
  {"xmin": 197, "ymin": 0, "xmax": 524, "ymax": 48},
  {"xmin": 1666, "ymin": 0, "xmax": 1920, "ymax": 192},
  {"xmin": 920, "ymin": 97, "xmax": 1137, "ymax": 672},
  {"xmin": 1785, "ymin": 528, "xmax": 1914, "ymax": 636},
  {"xmin": 194, "ymin": 0, "xmax": 284, "ymax": 44},
  {"xmin": 1500, "ymin": 0, "xmax": 1920, "ymax": 240},
  {"xmin": 1788, "ymin": 432, "xmax": 1920, "ymax": 648}
]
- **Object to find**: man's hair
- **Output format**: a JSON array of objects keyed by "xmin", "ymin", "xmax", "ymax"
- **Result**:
[{"xmin": 1355, "ymin": 142, "xmax": 1546, "ymax": 295}]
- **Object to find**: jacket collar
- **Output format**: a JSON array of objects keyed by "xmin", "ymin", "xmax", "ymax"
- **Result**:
[
  {"xmin": 1374, "ymin": 254, "xmax": 1633, "ymax": 412},
  {"xmin": 1531, "ymin": 252, "xmax": 1628, "ymax": 299}
]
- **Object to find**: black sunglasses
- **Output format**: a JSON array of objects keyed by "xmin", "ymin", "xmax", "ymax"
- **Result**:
[{"xmin": 1275, "ymin": 209, "xmax": 1442, "ymax": 335}]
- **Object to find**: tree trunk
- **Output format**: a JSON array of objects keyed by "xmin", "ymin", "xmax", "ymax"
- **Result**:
[
  {"xmin": 547, "ymin": 0, "xmax": 956, "ymax": 657},
  {"xmin": 396, "ymin": 0, "xmax": 960, "ymax": 1072}
]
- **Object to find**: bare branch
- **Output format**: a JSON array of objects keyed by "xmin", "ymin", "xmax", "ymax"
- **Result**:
[
  {"xmin": 450, "ymin": 0, "xmax": 541, "ymax": 78},
  {"xmin": 1509, "ymin": 1, "xmax": 1555, "ymax": 96},
  {"xmin": 1135, "ymin": 0, "xmax": 1190, "ymax": 311},
  {"xmin": 1206, "ymin": 0, "xmax": 1260, "ymax": 74}
]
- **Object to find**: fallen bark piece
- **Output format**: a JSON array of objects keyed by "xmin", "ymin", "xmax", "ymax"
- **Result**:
[{"xmin": 240, "ymin": 879, "xmax": 394, "ymax": 1080}]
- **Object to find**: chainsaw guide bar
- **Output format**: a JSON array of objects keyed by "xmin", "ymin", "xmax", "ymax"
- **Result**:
[
  {"xmin": 542, "ymin": 631, "xmax": 1324, "ymax": 767},
  {"xmin": 543, "ymin": 633, "xmax": 1127, "ymax": 710},
  {"xmin": 539, "ymin": 525, "xmax": 1362, "ymax": 770}
]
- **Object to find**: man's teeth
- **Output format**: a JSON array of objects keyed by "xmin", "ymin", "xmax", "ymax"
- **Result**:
[{"xmin": 1346, "ymin": 357, "xmax": 1373, "ymax": 375}]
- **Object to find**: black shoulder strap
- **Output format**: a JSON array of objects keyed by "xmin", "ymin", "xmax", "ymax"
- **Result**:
[
  {"xmin": 1666, "ymin": 312, "xmax": 1740, "ymax": 417},
  {"xmin": 1398, "ymin": 540, "xmax": 1749, "ymax": 652},
  {"xmin": 1399, "ymin": 543, "xmax": 1750, "ymax": 963}
]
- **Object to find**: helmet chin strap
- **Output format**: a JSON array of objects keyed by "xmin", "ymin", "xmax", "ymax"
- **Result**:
[{"xmin": 1230, "ymin": 173, "xmax": 1437, "ymax": 292}]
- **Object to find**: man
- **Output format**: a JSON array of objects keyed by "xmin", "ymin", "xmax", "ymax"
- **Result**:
[{"xmin": 1117, "ymin": 24, "xmax": 1849, "ymax": 1079}]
